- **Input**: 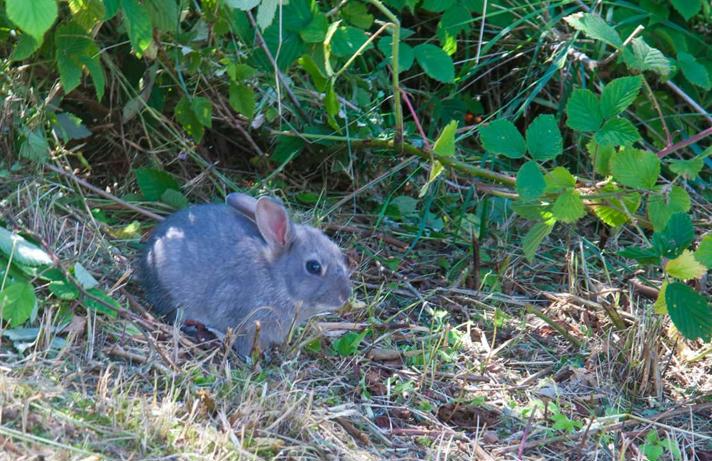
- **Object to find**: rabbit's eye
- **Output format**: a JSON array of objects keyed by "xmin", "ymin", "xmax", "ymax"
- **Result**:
[{"xmin": 306, "ymin": 260, "xmax": 322, "ymax": 275}]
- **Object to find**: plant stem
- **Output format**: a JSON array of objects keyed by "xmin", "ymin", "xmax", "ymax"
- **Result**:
[{"xmin": 655, "ymin": 125, "xmax": 712, "ymax": 159}]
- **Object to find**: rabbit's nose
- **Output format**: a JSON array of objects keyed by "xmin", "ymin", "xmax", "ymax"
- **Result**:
[{"xmin": 339, "ymin": 279, "xmax": 352, "ymax": 304}]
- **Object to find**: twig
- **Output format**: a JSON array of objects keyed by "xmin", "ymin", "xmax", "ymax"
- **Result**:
[
  {"xmin": 655, "ymin": 125, "xmax": 712, "ymax": 159},
  {"xmin": 44, "ymin": 163, "xmax": 164, "ymax": 222},
  {"xmin": 665, "ymin": 80, "xmax": 712, "ymax": 124}
]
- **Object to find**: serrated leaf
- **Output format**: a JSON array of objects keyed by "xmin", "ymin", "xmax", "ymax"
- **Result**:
[
  {"xmin": 256, "ymin": 0, "xmax": 278, "ymax": 30},
  {"xmin": 332, "ymin": 330, "xmax": 367, "ymax": 356},
  {"xmin": 694, "ymin": 235, "xmax": 712, "ymax": 268},
  {"xmin": 677, "ymin": 52, "xmax": 711, "ymax": 90},
  {"xmin": 271, "ymin": 135, "xmax": 305, "ymax": 167},
  {"xmin": 479, "ymin": 119, "xmax": 526, "ymax": 158},
  {"xmin": 19, "ymin": 129, "xmax": 50, "ymax": 163},
  {"xmin": 120, "ymin": 0, "xmax": 153, "ymax": 55},
  {"xmin": 585, "ymin": 140, "xmax": 614, "ymax": 176},
  {"xmin": 600, "ymin": 76, "xmax": 642, "ymax": 119},
  {"xmin": 522, "ymin": 220, "xmax": 555, "ymax": 263},
  {"xmin": 665, "ymin": 250, "xmax": 707, "ymax": 281},
  {"xmin": 433, "ymin": 120, "xmax": 458, "ymax": 157},
  {"xmin": 300, "ymin": 12, "xmax": 328, "ymax": 43},
  {"xmin": 0, "ymin": 282, "xmax": 37, "ymax": 328},
  {"xmin": 566, "ymin": 89, "xmax": 602, "ymax": 132},
  {"xmin": 564, "ymin": 12, "xmax": 622, "ymax": 48},
  {"xmin": 652, "ymin": 212, "xmax": 694, "ymax": 259},
  {"xmin": 227, "ymin": 63, "xmax": 257, "ymax": 81},
  {"xmin": 665, "ymin": 282, "xmax": 711, "ymax": 342},
  {"xmin": 174, "ymin": 96, "xmax": 212, "ymax": 141},
  {"xmin": 511, "ymin": 201, "xmax": 551, "ymax": 221},
  {"xmin": 647, "ymin": 185, "xmax": 691, "ymax": 231},
  {"xmin": 543, "ymin": 166, "xmax": 576, "ymax": 193},
  {"xmin": 160, "ymin": 189, "xmax": 189, "ymax": 210},
  {"xmin": 671, "ymin": 0, "xmax": 701, "ymax": 21},
  {"xmin": 135, "ymin": 167, "xmax": 180, "ymax": 201},
  {"xmin": 526, "ymin": 114, "xmax": 562, "ymax": 161},
  {"xmin": 594, "ymin": 118, "xmax": 640, "ymax": 146},
  {"xmin": 342, "ymin": 1, "xmax": 374, "ymax": 29},
  {"xmin": 622, "ymin": 38, "xmax": 671, "ymax": 77},
  {"xmin": 592, "ymin": 184, "xmax": 641, "ymax": 227},
  {"xmin": 552, "ymin": 190, "xmax": 585, "ymax": 224},
  {"xmin": 422, "ymin": 0, "xmax": 455, "ymax": 13},
  {"xmin": 610, "ymin": 147, "xmax": 659, "ymax": 189},
  {"xmin": 0, "ymin": 226, "xmax": 52, "ymax": 266},
  {"xmin": 668, "ymin": 156, "xmax": 704, "ymax": 180},
  {"xmin": 228, "ymin": 82, "xmax": 256, "ymax": 119},
  {"xmin": 653, "ymin": 281, "xmax": 668, "ymax": 314},
  {"xmin": 6, "ymin": 0, "xmax": 58, "ymax": 42},
  {"xmin": 53, "ymin": 113, "xmax": 92, "ymax": 141},
  {"xmin": 516, "ymin": 161, "xmax": 546, "ymax": 201},
  {"xmin": 413, "ymin": 44, "xmax": 455, "ymax": 83},
  {"xmin": 42, "ymin": 268, "xmax": 80, "ymax": 300}
]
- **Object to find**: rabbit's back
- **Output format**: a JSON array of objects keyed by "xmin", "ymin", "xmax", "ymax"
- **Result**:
[{"xmin": 140, "ymin": 204, "xmax": 269, "ymax": 326}]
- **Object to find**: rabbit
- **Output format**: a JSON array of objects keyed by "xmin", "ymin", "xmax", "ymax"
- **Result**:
[{"xmin": 139, "ymin": 192, "xmax": 352, "ymax": 357}]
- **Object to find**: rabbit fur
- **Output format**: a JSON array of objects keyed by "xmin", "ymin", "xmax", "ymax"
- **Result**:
[{"xmin": 139, "ymin": 192, "xmax": 352, "ymax": 356}]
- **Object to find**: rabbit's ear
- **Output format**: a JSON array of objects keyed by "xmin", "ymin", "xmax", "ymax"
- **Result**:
[
  {"xmin": 255, "ymin": 197, "xmax": 293, "ymax": 249},
  {"xmin": 226, "ymin": 192, "xmax": 257, "ymax": 221}
]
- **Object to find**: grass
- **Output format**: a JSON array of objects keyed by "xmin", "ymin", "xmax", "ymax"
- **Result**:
[{"xmin": 1, "ymin": 168, "xmax": 710, "ymax": 460}]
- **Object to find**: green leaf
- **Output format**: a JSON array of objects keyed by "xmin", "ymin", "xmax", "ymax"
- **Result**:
[
  {"xmin": 622, "ymin": 38, "xmax": 671, "ymax": 77},
  {"xmin": 0, "ymin": 226, "xmax": 52, "ymax": 266},
  {"xmin": 433, "ymin": 120, "xmax": 458, "ymax": 157},
  {"xmin": 103, "ymin": 0, "xmax": 120, "ymax": 19},
  {"xmin": 298, "ymin": 55, "xmax": 327, "ymax": 91},
  {"xmin": 144, "ymin": 0, "xmax": 179, "ymax": 33},
  {"xmin": 564, "ymin": 12, "xmax": 622, "ymax": 48},
  {"xmin": 325, "ymin": 81, "xmax": 340, "ymax": 130},
  {"xmin": 694, "ymin": 235, "xmax": 712, "ymax": 268},
  {"xmin": 342, "ymin": 1, "xmax": 374, "ymax": 29},
  {"xmin": 516, "ymin": 161, "xmax": 546, "ymax": 201},
  {"xmin": 0, "ymin": 282, "xmax": 37, "ymax": 328},
  {"xmin": 160, "ymin": 189, "xmax": 189, "ymax": 210},
  {"xmin": 227, "ymin": 63, "xmax": 257, "ymax": 82},
  {"xmin": 671, "ymin": 0, "xmax": 701, "ymax": 21},
  {"xmin": 668, "ymin": 156, "xmax": 704, "ymax": 180},
  {"xmin": 134, "ymin": 167, "xmax": 180, "ymax": 201},
  {"xmin": 522, "ymin": 220, "xmax": 555, "ymax": 263},
  {"xmin": 377, "ymin": 36, "xmax": 415, "ymax": 72},
  {"xmin": 19, "ymin": 129, "xmax": 50, "ymax": 163},
  {"xmin": 610, "ymin": 147, "xmax": 660, "ymax": 189},
  {"xmin": 585, "ymin": 140, "xmax": 614, "ymax": 176},
  {"xmin": 256, "ymin": 0, "xmax": 278, "ymax": 29},
  {"xmin": 332, "ymin": 330, "xmax": 367, "ymax": 356},
  {"xmin": 652, "ymin": 212, "xmax": 694, "ymax": 259},
  {"xmin": 543, "ymin": 166, "xmax": 576, "ymax": 193},
  {"xmin": 421, "ymin": 0, "xmax": 455, "ymax": 12},
  {"xmin": 600, "ymin": 76, "xmax": 642, "ymax": 119},
  {"xmin": 55, "ymin": 22, "xmax": 106, "ymax": 100},
  {"xmin": 665, "ymin": 250, "xmax": 707, "ymax": 281},
  {"xmin": 552, "ymin": 190, "xmax": 585, "ymax": 224},
  {"xmin": 43, "ymin": 268, "xmax": 80, "ymax": 300},
  {"xmin": 10, "ymin": 34, "xmax": 41, "ymax": 61},
  {"xmin": 174, "ymin": 96, "xmax": 212, "ymax": 141},
  {"xmin": 413, "ymin": 44, "xmax": 455, "ymax": 83},
  {"xmin": 300, "ymin": 12, "xmax": 328, "ymax": 43},
  {"xmin": 619, "ymin": 246, "xmax": 661, "ymax": 265},
  {"xmin": 665, "ymin": 282, "xmax": 711, "ymax": 342},
  {"xmin": 592, "ymin": 184, "xmax": 641, "ymax": 227},
  {"xmin": 120, "ymin": 0, "xmax": 153, "ymax": 55},
  {"xmin": 654, "ymin": 281, "xmax": 668, "ymax": 314},
  {"xmin": 647, "ymin": 185, "xmax": 691, "ymax": 232},
  {"xmin": 526, "ymin": 114, "xmax": 562, "ymax": 161},
  {"xmin": 479, "ymin": 119, "xmax": 526, "ymax": 159},
  {"xmin": 271, "ymin": 135, "xmax": 305, "ymax": 167},
  {"xmin": 53, "ymin": 113, "xmax": 92, "ymax": 141},
  {"xmin": 228, "ymin": 82, "xmax": 256, "ymax": 119},
  {"xmin": 74, "ymin": 262, "xmax": 98, "ymax": 289},
  {"xmin": 419, "ymin": 160, "xmax": 445, "ymax": 198},
  {"xmin": 83, "ymin": 288, "xmax": 120, "ymax": 318},
  {"xmin": 331, "ymin": 26, "xmax": 372, "ymax": 58},
  {"xmin": 566, "ymin": 89, "xmax": 602, "ymax": 132},
  {"xmin": 6, "ymin": 0, "xmax": 58, "ymax": 42},
  {"xmin": 677, "ymin": 52, "xmax": 711, "ymax": 90},
  {"xmin": 224, "ymin": 0, "xmax": 261, "ymax": 11}
]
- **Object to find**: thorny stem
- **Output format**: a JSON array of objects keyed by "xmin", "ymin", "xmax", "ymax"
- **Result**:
[{"xmin": 656, "ymin": 125, "xmax": 712, "ymax": 159}]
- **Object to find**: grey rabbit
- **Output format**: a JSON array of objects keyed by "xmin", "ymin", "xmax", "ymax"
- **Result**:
[{"xmin": 139, "ymin": 192, "xmax": 352, "ymax": 357}]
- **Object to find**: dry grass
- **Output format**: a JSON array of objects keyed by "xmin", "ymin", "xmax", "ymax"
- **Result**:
[{"xmin": 0, "ymin": 168, "xmax": 710, "ymax": 461}]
